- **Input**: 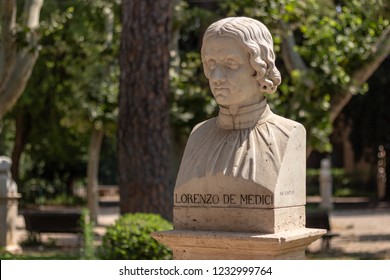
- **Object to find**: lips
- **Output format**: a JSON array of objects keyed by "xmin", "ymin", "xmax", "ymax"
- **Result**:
[
  {"xmin": 214, "ymin": 87, "xmax": 228, "ymax": 91},
  {"xmin": 213, "ymin": 87, "xmax": 229, "ymax": 97}
]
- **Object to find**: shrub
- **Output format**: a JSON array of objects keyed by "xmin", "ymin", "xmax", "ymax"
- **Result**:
[{"xmin": 98, "ymin": 213, "xmax": 172, "ymax": 260}]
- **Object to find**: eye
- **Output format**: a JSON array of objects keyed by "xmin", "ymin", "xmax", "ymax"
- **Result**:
[
  {"xmin": 207, "ymin": 59, "xmax": 216, "ymax": 70},
  {"xmin": 226, "ymin": 58, "xmax": 239, "ymax": 69}
]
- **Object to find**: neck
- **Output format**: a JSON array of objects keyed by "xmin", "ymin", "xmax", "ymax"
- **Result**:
[{"xmin": 217, "ymin": 98, "xmax": 271, "ymax": 130}]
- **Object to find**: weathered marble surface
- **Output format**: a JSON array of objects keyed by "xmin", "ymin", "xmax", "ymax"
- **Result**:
[
  {"xmin": 153, "ymin": 17, "xmax": 325, "ymax": 259},
  {"xmin": 174, "ymin": 17, "xmax": 306, "ymax": 233}
]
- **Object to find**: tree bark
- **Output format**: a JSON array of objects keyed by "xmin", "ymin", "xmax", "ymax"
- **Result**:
[
  {"xmin": 119, "ymin": 0, "xmax": 172, "ymax": 219},
  {"xmin": 10, "ymin": 109, "xmax": 31, "ymax": 184},
  {"xmin": 0, "ymin": 0, "xmax": 43, "ymax": 119},
  {"xmin": 87, "ymin": 128, "xmax": 104, "ymax": 224},
  {"xmin": 0, "ymin": 0, "xmax": 17, "ymax": 87}
]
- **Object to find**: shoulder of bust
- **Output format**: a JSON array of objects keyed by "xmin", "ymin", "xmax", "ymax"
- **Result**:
[
  {"xmin": 268, "ymin": 113, "xmax": 306, "ymax": 137},
  {"xmin": 191, "ymin": 117, "xmax": 217, "ymax": 134}
]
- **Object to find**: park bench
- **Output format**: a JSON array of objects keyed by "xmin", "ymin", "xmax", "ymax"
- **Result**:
[
  {"xmin": 22, "ymin": 208, "xmax": 82, "ymax": 235},
  {"xmin": 98, "ymin": 185, "xmax": 119, "ymax": 197},
  {"xmin": 306, "ymin": 210, "xmax": 339, "ymax": 250}
]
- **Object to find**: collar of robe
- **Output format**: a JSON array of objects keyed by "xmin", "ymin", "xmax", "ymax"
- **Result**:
[{"xmin": 217, "ymin": 98, "xmax": 273, "ymax": 130}]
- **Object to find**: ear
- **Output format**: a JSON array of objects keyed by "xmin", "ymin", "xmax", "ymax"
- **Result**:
[{"xmin": 259, "ymin": 79, "xmax": 277, "ymax": 94}]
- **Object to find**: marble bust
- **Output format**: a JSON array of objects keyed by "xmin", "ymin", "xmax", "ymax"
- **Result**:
[{"xmin": 173, "ymin": 17, "xmax": 307, "ymax": 233}]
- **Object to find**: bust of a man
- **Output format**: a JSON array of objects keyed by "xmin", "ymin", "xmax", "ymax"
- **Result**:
[{"xmin": 174, "ymin": 17, "xmax": 306, "ymax": 233}]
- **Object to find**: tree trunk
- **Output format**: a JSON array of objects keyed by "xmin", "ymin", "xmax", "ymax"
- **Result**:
[
  {"xmin": 0, "ymin": 0, "xmax": 43, "ymax": 120},
  {"xmin": 118, "ymin": 0, "xmax": 172, "ymax": 219},
  {"xmin": 87, "ymin": 128, "xmax": 104, "ymax": 224},
  {"xmin": 10, "ymin": 109, "xmax": 31, "ymax": 185}
]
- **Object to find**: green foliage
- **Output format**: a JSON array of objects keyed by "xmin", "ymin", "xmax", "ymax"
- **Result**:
[
  {"xmin": 306, "ymin": 168, "xmax": 375, "ymax": 197},
  {"xmin": 307, "ymin": 168, "xmax": 346, "ymax": 195},
  {"xmin": 3, "ymin": 0, "xmax": 120, "ymax": 197},
  {"xmin": 0, "ymin": 251, "xmax": 79, "ymax": 260},
  {"xmin": 20, "ymin": 232, "xmax": 46, "ymax": 247},
  {"xmin": 98, "ymin": 135, "xmax": 118, "ymax": 184},
  {"xmin": 170, "ymin": 1, "xmax": 219, "ymax": 137},
  {"xmin": 37, "ymin": 193, "xmax": 85, "ymax": 207},
  {"xmin": 20, "ymin": 180, "xmax": 86, "ymax": 207},
  {"xmin": 216, "ymin": 0, "xmax": 389, "ymax": 152},
  {"xmin": 171, "ymin": 52, "xmax": 218, "ymax": 136},
  {"xmin": 0, "ymin": 118, "xmax": 14, "ymax": 156},
  {"xmin": 57, "ymin": 0, "xmax": 120, "ymax": 135},
  {"xmin": 80, "ymin": 208, "xmax": 96, "ymax": 260},
  {"xmin": 98, "ymin": 213, "xmax": 172, "ymax": 260},
  {"xmin": 20, "ymin": 232, "xmax": 57, "ymax": 248}
]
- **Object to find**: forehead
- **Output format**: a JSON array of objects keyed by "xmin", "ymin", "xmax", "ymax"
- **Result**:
[{"xmin": 202, "ymin": 35, "xmax": 248, "ymax": 59}]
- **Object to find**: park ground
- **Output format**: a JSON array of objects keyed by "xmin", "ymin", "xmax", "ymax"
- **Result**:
[
  {"xmin": 9, "ymin": 197, "xmax": 390, "ymax": 260},
  {"xmin": 306, "ymin": 197, "xmax": 390, "ymax": 259}
]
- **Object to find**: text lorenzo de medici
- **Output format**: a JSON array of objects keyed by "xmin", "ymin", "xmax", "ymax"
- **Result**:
[{"xmin": 175, "ymin": 193, "xmax": 274, "ymax": 206}]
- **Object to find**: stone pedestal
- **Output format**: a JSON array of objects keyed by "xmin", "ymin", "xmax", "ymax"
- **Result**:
[
  {"xmin": 0, "ymin": 195, "xmax": 22, "ymax": 252},
  {"xmin": 174, "ymin": 206, "xmax": 306, "ymax": 233},
  {"xmin": 152, "ymin": 228, "xmax": 325, "ymax": 260},
  {"xmin": 0, "ymin": 157, "xmax": 22, "ymax": 253}
]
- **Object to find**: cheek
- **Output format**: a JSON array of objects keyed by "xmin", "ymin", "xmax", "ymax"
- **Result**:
[
  {"xmin": 209, "ymin": 79, "xmax": 216, "ymax": 91},
  {"xmin": 228, "ymin": 72, "xmax": 251, "ymax": 94},
  {"xmin": 226, "ymin": 71, "xmax": 243, "ymax": 86}
]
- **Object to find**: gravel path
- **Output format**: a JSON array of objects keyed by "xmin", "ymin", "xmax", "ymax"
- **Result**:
[{"xmin": 308, "ymin": 205, "xmax": 390, "ymax": 259}]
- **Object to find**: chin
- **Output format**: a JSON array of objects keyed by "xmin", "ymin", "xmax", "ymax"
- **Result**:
[{"xmin": 215, "ymin": 97, "xmax": 230, "ymax": 106}]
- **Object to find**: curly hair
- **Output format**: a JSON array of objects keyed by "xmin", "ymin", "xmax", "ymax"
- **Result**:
[{"xmin": 201, "ymin": 17, "xmax": 281, "ymax": 94}]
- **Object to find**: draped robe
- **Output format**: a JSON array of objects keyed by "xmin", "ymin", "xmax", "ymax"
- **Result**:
[{"xmin": 173, "ymin": 99, "xmax": 307, "ymax": 232}]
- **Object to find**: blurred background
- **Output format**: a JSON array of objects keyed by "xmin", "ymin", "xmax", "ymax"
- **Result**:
[{"xmin": 0, "ymin": 0, "xmax": 389, "ymax": 259}]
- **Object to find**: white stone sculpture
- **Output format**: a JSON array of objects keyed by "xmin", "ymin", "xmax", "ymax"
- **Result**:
[
  {"xmin": 152, "ymin": 17, "xmax": 325, "ymax": 259},
  {"xmin": 174, "ymin": 17, "xmax": 306, "ymax": 233}
]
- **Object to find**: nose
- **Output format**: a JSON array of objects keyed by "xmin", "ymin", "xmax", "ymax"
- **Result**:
[{"xmin": 210, "ymin": 64, "xmax": 226, "ymax": 84}]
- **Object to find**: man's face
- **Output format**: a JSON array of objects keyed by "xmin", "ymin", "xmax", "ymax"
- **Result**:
[{"xmin": 202, "ymin": 35, "xmax": 261, "ymax": 108}]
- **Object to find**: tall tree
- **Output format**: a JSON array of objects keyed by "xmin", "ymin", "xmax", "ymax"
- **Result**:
[
  {"xmin": 0, "ymin": 0, "xmax": 44, "ymax": 119},
  {"xmin": 84, "ymin": 3, "xmax": 117, "ymax": 223},
  {"xmin": 119, "ymin": 1, "xmax": 172, "ymax": 218},
  {"xmin": 5, "ymin": 0, "xmax": 119, "ymax": 208}
]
